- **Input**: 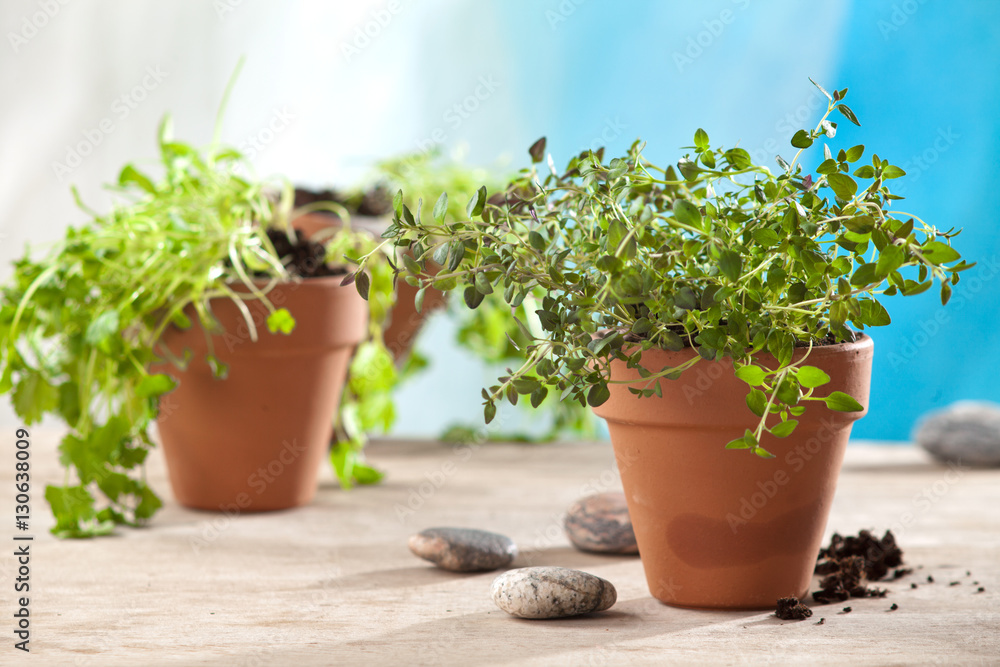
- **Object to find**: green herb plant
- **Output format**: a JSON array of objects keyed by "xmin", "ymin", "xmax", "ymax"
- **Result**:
[
  {"xmin": 0, "ymin": 98, "xmax": 391, "ymax": 537},
  {"xmin": 357, "ymin": 81, "xmax": 969, "ymax": 457},
  {"xmin": 376, "ymin": 148, "xmax": 598, "ymax": 442}
]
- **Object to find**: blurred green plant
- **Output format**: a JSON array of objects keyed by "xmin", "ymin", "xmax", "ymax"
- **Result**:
[
  {"xmin": 0, "ymin": 82, "xmax": 390, "ymax": 536},
  {"xmin": 376, "ymin": 148, "xmax": 599, "ymax": 441}
]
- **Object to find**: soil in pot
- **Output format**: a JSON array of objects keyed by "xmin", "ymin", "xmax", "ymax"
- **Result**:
[
  {"xmin": 290, "ymin": 187, "xmax": 446, "ymax": 361},
  {"xmin": 154, "ymin": 231, "xmax": 367, "ymax": 512},
  {"xmin": 592, "ymin": 335, "xmax": 874, "ymax": 610}
]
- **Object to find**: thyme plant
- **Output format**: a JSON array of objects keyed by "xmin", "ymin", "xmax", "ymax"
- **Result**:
[{"xmin": 354, "ymin": 82, "xmax": 969, "ymax": 457}]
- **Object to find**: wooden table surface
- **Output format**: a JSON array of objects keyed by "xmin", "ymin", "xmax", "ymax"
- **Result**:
[{"xmin": 2, "ymin": 426, "xmax": 998, "ymax": 666}]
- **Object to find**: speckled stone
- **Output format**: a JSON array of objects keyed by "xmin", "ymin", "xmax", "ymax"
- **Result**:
[
  {"xmin": 915, "ymin": 401, "xmax": 1000, "ymax": 467},
  {"xmin": 564, "ymin": 492, "xmax": 638, "ymax": 555},
  {"xmin": 490, "ymin": 567, "xmax": 617, "ymax": 619},
  {"xmin": 408, "ymin": 527, "xmax": 517, "ymax": 572}
]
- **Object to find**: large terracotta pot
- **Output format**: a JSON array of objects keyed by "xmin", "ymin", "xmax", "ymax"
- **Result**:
[
  {"xmin": 154, "ymin": 276, "xmax": 367, "ymax": 512},
  {"xmin": 292, "ymin": 212, "xmax": 446, "ymax": 362},
  {"xmin": 592, "ymin": 335, "xmax": 874, "ymax": 610}
]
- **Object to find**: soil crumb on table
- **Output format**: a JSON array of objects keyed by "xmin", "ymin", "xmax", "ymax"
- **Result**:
[{"xmin": 775, "ymin": 597, "xmax": 813, "ymax": 621}]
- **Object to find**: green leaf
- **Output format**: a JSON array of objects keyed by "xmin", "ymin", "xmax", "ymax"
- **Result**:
[
  {"xmin": 85, "ymin": 310, "xmax": 120, "ymax": 346},
  {"xmin": 118, "ymin": 164, "xmax": 156, "ymax": 193},
  {"xmin": 816, "ymin": 159, "xmax": 839, "ymax": 175},
  {"xmin": 843, "ymin": 215, "xmax": 875, "ymax": 234},
  {"xmin": 355, "ymin": 271, "xmax": 371, "ymax": 300},
  {"xmin": 795, "ymin": 365, "xmax": 831, "ymax": 388},
  {"xmin": 853, "ymin": 165, "xmax": 875, "ymax": 179},
  {"xmin": 882, "ymin": 165, "xmax": 906, "ymax": 179},
  {"xmin": 826, "ymin": 173, "xmax": 858, "ymax": 200},
  {"xmin": 770, "ymin": 419, "xmax": 798, "ymax": 438},
  {"xmin": 528, "ymin": 137, "xmax": 546, "ymax": 163},
  {"xmin": 725, "ymin": 436, "xmax": 751, "ymax": 450},
  {"xmin": 858, "ymin": 298, "xmax": 891, "ymax": 326},
  {"xmin": 12, "ymin": 371, "xmax": 59, "ymax": 424},
  {"xmin": 850, "ymin": 262, "xmax": 878, "ymax": 287},
  {"xmin": 587, "ymin": 383, "xmax": 611, "ymax": 407},
  {"xmin": 735, "ymin": 364, "xmax": 767, "ymax": 386},
  {"xmin": 791, "ymin": 130, "xmax": 813, "ymax": 149},
  {"xmin": 844, "ymin": 145, "xmax": 865, "ymax": 162},
  {"xmin": 694, "ymin": 128, "xmax": 709, "ymax": 150},
  {"xmin": 135, "ymin": 373, "xmax": 177, "ymax": 399},
  {"xmin": 922, "ymin": 241, "xmax": 960, "ymax": 264},
  {"xmin": 463, "ymin": 285, "xmax": 485, "ymax": 309},
  {"xmin": 484, "ymin": 401, "xmax": 497, "ymax": 424},
  {"xmin": 941, "ymin": 282, "xmax": 952, "ymax": 306},
  {"xmin": 836, "ymin": 104, "xmax": 860, "ymax": 126},
  {"xmin": 753, "ymin": 228, "xmax": 780, "ymax": 246},
  {"xmin": 724, "ymin": 148, "xmax": 752, "ymax": 170},
  {"xmin": 266, "ymin": 307, "xmax": 296, "ymax": 335},
  {"xmin": 528, "ymin": 230, "xmax": 547, "ymax": 252},
  {"xmin": 673, "ymin": 200, "xmax": 703, "ymax": 229},
  {"xmin": 718, "ymin": 249, "xmax": 742, "ymax": 281},
  {"xmin": 824, "ymin": 391, "xmax": 864, "ymax": 412},
  {"xmin": 466, "ymin": 186, "xmax": 487, "ymax": 218},
  {"xmin": 875, "ymin": 244, "xmax": 904, "ymax": 279},
  {"xmin": 746, "ymin": 388, "xmax": 767, "ymax": 417},
  {"xmin": 433, "ymin": 192, "xmax": 448, "ymax": 224}
]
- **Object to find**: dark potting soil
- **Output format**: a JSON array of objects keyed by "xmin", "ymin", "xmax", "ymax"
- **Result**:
[
  {"xmin": 811, "ymin": 529, "xmax": 903, "ymax": 604},
  {"xmin": 294, "ymin": 186, "xmax": 393, "ymax": 217},
  {"xmin": 265, "ymin": 228, "xmax": 342, "ymax": 279},
  {"xmin": 775, "ymin": 596, "xmax": 813, "ymax": 621}
]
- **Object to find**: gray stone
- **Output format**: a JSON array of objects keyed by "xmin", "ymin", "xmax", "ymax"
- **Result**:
[
  {"xmin": 490, "ymin": 567, "xmax": 617, "ymax": 619},
  {"xmin": 915, "ymin": 401, "xmax": 1000, "ymax": 467},
  {"xmin": 564, "ymin": 492, "xmax": 638, "ymax": 555},
  {"xmin": 408, "ymin": 527, "xmax": 517, "ymax": 572}
]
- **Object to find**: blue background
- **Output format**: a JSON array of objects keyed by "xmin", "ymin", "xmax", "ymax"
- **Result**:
[{"xmin": 395, "ymin": 0, "xmax": 1000, "ymax": 441}]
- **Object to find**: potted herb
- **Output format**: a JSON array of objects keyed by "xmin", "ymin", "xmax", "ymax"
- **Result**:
[
  {"xmin": 0, "ymin": 93, "xmax": 391, "ymax": 536},
  {"xmin": 355, "ymin": 82, "xmax": 970, "ymax": 608},
  {"xmin": 378, "ymin": 149, "xmax": 599, "ymax": 442}
]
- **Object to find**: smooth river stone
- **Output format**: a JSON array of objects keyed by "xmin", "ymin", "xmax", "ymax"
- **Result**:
[
  {"xmin": 408, "ymin": 527, "xmax": 517, "ymax": 572},
  {"xmin": 914, "ymin": 401, "xmax": 1000, "ymax": 467},
  {"xmin": 564, "ymin": 492, "xmax": 639, "ymax": 555},
  {"xmin": 491, "ymin": 567, "xmax": 617, "ymax": 619}
]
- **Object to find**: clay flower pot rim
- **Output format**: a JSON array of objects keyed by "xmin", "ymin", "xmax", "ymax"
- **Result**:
[{"xmin": 623, "ymin": 332, "xmax": 872, "ymax": 366}]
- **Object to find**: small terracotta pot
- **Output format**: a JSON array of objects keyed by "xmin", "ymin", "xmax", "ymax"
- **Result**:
[
  {"xmin": 592, "ymin": 335, "xmax": 874, "ymax": 609},
  {"xmin": 154, "ymin": 276, "xmax": 367, "ymax": 512},
  {"xmin": 292, "ymin": 211, "xmax": 446, "ymax": 362}
]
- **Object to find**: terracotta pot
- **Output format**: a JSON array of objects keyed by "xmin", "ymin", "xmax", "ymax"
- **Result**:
[
  {"xmin": 292, "ymin": 211, "xmax": 446, "ymax": 362},
  {"xmin": 592, "ymin": 335, "xmax": 874, "ymax": 610},
  {"xmin": 154, "ymin": 276, "xmax": 367, "ymax": 512}
]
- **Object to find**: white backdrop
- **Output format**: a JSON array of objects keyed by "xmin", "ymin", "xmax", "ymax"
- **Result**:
[{"xmin": 0, "ymin": 0, "xmax": 530, "ymax": 434}]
